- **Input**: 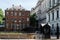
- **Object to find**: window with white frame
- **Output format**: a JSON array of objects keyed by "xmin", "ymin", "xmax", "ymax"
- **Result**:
[
  {"xmin": 19, "ymin": 20, "xmax": 21, "ymax": 22},
  {"xmin": 11, "ymin": 12, "xmax": 13, "ymax": 16},
  {"xmin": 19, "ymin": 12, "xmax": 21, "ymax": 16},
  {"xmin": 15, "ymin": 12, "xmax": 17, "ymax": 16},
  {"xmin": 27, "ymin": 18, "xmax": 29, "ymax": 21},
  {"xmin": 17, "ymin": 24, "xmax": 19, "ymax": 29},
  {"xmin": 14, "ymin": 20, "xmax": 17, "ymax": 22},
  {"xmin": 7, "ymin": 12, "xmax": 9, "ymax": 15}
]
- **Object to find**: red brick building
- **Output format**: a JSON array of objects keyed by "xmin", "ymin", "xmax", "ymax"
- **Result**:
[{"xmin": 5, "ymin": 5, "xmax": 30, "ymax": 31}]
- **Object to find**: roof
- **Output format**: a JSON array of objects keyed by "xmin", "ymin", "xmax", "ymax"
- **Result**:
[
  {"xmin": 41, "ymin": 23, "xmax": 51, "ymax": 27},
  {"xmin": 6, "ymin": 5, "xmax": 27, "ymax": 11}
]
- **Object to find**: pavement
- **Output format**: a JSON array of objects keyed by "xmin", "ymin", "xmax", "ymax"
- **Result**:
[
  {"xmin": 0, "ymin": 39, "xmax": 60, "ymax": 40},
  {"xmin": 0, "ymin": 33, "xmax": 36, "ymax": 39}
]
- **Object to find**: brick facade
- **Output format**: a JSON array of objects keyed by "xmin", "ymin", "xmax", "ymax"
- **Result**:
[{"xmin": 5, "ymin": 9, "xmax": 30, "ymax": 31}]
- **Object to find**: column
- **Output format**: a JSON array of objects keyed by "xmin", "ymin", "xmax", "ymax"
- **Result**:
[
  {"xmin": 46, "ymin": 13, "xmax": 49, "ymax": 22},
  {"xmin": 49, "ymin": 0, "xmax": 51, "ymax": 7},
  {"xmin": 50, "ymin": 11, "xmax": 52, "ymax": 21},
  {"xmin": 59, "ymin": 0, "xmax": 60, "ymax": 3},
  {"xmin": 55, "ymin": 0, "xmax": 57, "ymax": 4},
  {"xmin": 54, "ymin": 9, "xmax": 57, "ymax": 21},
  {"xmin": 48, "ymin": 0, "xmax": 50, "ymax": 8},
  {"xmin": 51, "ymin": 0, "xmax": 53, "ymax": 7},
  {"xmin": 59, "ymin": 6, "xmax": 60, "ymax": 19}
]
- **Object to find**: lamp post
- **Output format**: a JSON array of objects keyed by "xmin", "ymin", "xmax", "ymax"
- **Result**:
[{"xmin": 56, "ymin": 23, "xmax": 59, "ymax": 39}]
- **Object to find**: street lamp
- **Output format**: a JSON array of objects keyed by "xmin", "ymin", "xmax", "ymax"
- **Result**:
[{"xmin": 56, "ymin": 23, "xmax": 59, "ymax": 39}]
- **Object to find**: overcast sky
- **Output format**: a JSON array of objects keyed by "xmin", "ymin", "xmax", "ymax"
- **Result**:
[{"xmin": 0, "ymin": 0, "xmax": 38, "ymax": 11}]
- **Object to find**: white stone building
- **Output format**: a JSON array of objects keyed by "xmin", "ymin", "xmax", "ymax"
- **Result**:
[
  {"xmin": 34, "ymin": 0, "xmax": 60, "ymax": 35},
  {"xmin": 36, "ymin": 0, "xmax": 50, "ymax": 24},
  {"xmin": 39, "ymin": 0, "xmax": 47, "ymax": 23},
  {"xmin": 37, "ymin": 0, "xmax": 49, "ymax": 27},
  {"xmin": 46, "ymin": 0, "xmax": 60, "ymax": 35},
  {"xmin": 31, "ymin": 0, "xmax": 47, "ymax": 27},
  {"xmin": 31, "ymin": 0, "xmax": 60, "ymax": 35}
]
